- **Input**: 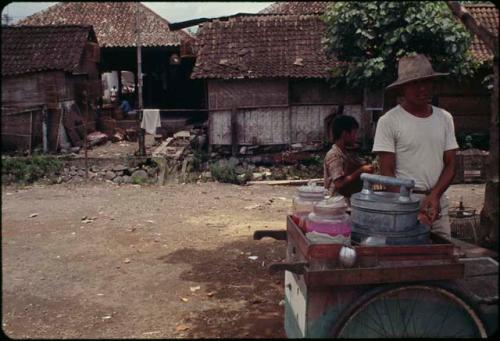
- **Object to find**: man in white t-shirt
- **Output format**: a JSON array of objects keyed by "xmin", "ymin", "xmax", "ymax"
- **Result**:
[{"xmin": 372, "ymin": 54, "xmax": 459, "ymax": 238}]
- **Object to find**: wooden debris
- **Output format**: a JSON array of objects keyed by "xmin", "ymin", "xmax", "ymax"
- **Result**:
[{"xmin": 247, "ymin": 178, "xmax": 324, "ymax": 186}]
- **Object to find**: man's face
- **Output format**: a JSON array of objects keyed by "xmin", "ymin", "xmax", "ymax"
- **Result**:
[{"xmin": 400, "ymin": 79, "xmax": 433, "ymax": 106}]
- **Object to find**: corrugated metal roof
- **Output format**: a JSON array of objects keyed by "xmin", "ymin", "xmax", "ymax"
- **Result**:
[
  {"xmin": 1, "ymin": 25, "xmax": 95, "ymax": 76},
  {"xmin": 191, "ymin": 15, "xmax": 344, "ymax": 79},
  {"xmin": 16, "ymin": 2, "xmax": 193, "ymax": 48}
]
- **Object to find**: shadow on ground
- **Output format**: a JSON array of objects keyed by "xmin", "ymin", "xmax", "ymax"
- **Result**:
[{"xmin": 158, "ymin": 237, "xmax": 287, "ymax": 338}]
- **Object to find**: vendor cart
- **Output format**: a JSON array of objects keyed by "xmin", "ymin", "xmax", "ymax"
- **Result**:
[{"xmin": 254, "ymin": 216, "xmax": 498, "ymax": 338}]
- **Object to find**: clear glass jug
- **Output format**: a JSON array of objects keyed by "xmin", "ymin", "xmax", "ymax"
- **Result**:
[{"xmin": 292, "ymin": 182, "xmax": 325, "ymax": 232}]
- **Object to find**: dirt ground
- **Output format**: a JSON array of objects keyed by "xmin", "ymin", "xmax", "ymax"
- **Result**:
[{"xmin": 1, "ymin": 181, "xmax": 485, "ymax": 338}]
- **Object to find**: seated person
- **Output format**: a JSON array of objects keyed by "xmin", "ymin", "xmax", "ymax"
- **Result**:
[
  {"xmin": 324, "ymin": 115, "xmax": 374, "ymax": 201},
  {"xmin": 119, "ymin": 99, "xmax": 131, "ymax": 114},
  {"xmin": 110, "ymin": 86, "xmax": 118, "ymax": 103}
]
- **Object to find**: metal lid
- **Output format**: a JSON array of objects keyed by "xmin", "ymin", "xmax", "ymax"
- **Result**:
[
  {"xmin": 351, "ymin": 191, "xmax": 420, "ymax": 212},
  {"xmin": 313, "ymin": 196, "xmax": 347, "ymax": 215},
  {"xmin": 297, "ymin": 181, "xmax": 325, "ymax": 198}
]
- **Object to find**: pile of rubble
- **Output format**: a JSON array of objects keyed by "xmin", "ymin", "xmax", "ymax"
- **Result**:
[{"xmin": 52, "ymin": 162, "xmax": 158, "ymax": 184}]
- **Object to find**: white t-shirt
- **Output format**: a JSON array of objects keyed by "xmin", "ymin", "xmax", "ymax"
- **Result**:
[{"xmin": 372, "ymin": 105, "xmax": 459, "ymax": 191}]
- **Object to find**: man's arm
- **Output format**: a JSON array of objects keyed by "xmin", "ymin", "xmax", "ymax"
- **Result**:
[
  {"xmin": 377, "ymin": 152, "xmax": 399, "ymax": 192},
  {"xmin": 420, "ymin": 149, "xmax": 457, "ymax": 223}
]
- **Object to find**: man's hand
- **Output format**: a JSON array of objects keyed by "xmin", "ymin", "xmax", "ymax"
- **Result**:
[{"xmin": 418, "ymin": 193, "xmax": 441, "ymax": 225}]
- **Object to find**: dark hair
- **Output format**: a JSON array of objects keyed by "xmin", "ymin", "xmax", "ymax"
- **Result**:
[{"xmin": 332, "ymin": 115, "xmax": 359, "ymax": 141}]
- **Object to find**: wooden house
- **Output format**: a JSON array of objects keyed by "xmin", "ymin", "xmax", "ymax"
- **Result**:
[
  {"xmin": 17, "ymin": 2, "xmax": 204, "ymax": 113},
  {"xmin": 1, "ymin": 25, "xmax": 100, "ymax": 152},
  {"xmin": 192, "ymin": 12, "xmax": 364, "ymax": 149},
  {"xmin": 192, "ymin": 1, "xmax": 498, "ymax": 150}
]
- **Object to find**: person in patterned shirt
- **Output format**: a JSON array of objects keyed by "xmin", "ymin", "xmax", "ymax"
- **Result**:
[{"xmin": 324, "ymin": 115, "xmax": 374, "ymax": 201}]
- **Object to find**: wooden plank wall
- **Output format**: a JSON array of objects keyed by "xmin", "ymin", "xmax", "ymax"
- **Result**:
[
  {"xmin": 209, "ymin": 105, "xmax": 353, "ymax": 145},
  {"xmin": 207, "ymin": 79, "xmax": 366, "ymax": 146},
  {"xmin": 1, "ymin": 109, "xmax": 43, "ymax": 152},
  {"xmin": 435, "ymin": 69, "xmax": 491, "ymax": 135},
  {"xmin": 290, "ymin": 105, "xmax": 338, "ymax": 143},
  {"xmin": 2, "ymin": 71, "xmax": 70, "ymax": 113},
  {"xmin": 209, "ymin": 108, "xmax": 289, "ymax": 145}
]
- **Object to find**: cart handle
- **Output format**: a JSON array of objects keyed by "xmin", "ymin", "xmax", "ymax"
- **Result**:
[
  {"xmin": 253, "ymin": 230, "xmax": 287, "ymax": 241},
  {"xmin": 268, "ymin": 261, "xmax": 308, "ymax": 275},
  {"xmin": 360, "ymin": 173, "xmax": 415, "ymax": 202}
]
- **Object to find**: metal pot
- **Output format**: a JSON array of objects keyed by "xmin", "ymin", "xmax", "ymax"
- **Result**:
[{"xmin": 350, "ymin": 173, "xmax": 429, "ymax": 245}]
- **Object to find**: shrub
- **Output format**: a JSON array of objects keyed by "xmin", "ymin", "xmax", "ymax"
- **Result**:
[
  {"xmin": 209, "ymin": 160, "xmax": 238, "ymax": 184},
  {"xmin": 1, "ymin": 154, "xmax": 62, "ymax": 183}
]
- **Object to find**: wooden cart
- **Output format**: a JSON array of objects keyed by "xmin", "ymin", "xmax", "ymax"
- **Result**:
[{"xmin": 254, "ymin": 216, "xmax": 498, "ymax": 338}]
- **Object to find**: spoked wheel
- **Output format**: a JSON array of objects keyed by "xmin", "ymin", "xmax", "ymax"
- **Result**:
[{"xmin": 332, "ymin": 283, "xmax": 487, "ymax": 338}]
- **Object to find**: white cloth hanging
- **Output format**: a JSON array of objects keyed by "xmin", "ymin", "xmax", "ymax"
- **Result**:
[{"xmin": 141, "ymin": 109, "xmax": 161, "ymax": 135}]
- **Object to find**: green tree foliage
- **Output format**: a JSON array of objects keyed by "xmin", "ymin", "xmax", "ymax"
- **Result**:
[{"xmin": 322, "ymin": 1, "xmax": 480, "ymax": 89}]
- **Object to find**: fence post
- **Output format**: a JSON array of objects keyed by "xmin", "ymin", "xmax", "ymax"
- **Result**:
[{"xmin": 231, "ymin": 107, "xmax": 238, "ymax": 156}]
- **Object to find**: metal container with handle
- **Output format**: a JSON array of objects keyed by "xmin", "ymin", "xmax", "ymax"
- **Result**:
[{"xmin": 350, "ymin": 173, "xmax": 429, "ymax": 245}]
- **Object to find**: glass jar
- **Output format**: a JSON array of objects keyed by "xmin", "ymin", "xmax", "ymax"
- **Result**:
[
  {"xmin": 292, "ymin": 182, "xmax": 325, "ymax": 231},
  {"xmin": 306, "ymin": 195, "xmax": 351, "ymax": 238}
]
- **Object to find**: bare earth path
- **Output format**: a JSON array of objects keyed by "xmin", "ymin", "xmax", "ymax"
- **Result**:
[{"xmin": 1, "ymin": 182, "xmax": 485, "ymax": 338}]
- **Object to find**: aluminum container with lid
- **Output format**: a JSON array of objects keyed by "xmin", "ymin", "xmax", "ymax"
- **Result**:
[
  {"xmin": 292, "ymin": 182, "xmax": 326, "ymax": 231},
  {"xmin": 350, "ymin": 173, "xmax": 429, "ymax": 245},
  {"xmin": 306, "ymin": 195, "xmax": 351, "ymax": 238}
]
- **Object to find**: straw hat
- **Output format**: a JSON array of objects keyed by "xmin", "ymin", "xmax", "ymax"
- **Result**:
[{"xmin": 385, "ymin": 54, "xmax": 449, "ymax": 90}]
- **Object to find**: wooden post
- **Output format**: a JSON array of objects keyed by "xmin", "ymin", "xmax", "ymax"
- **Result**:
[
  {"xmin": 136, "ymin": 2, "xmax": 146, "ymax": 156},
  {"xmin": 42, "ymin": 105, "xmax": 48, "ymax": 154},
  {"xmin": 28, "ymin": 110, "xmax": 33, "ymax": 155},
  {"xmin": 231, "ymin": 108, "xmax": 238, "ymax": 156},
  {"xmin": 83, "ymin": 91, "xmax": 89, "ymax": 179}
]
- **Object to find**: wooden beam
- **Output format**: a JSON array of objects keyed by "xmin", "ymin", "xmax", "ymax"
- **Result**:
[{"xmin": 247, "ymin": 178, "xmax": 324, "ymax": 186}]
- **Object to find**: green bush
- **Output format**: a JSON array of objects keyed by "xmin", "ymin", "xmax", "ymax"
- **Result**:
[
  {"xmin": 191, "ymin": 150, "xmax": 209, "ymax": 172},
  {"xmin": 300, "ymin": 155, "xmax": 323, "ymax": 167},
  {"xmin": 1, "ymin": 154, "xmax": 62, "ymax": 183},
  {"xmin": 209, "ymin": 160, "xmax": 238, "ymax": 184}
]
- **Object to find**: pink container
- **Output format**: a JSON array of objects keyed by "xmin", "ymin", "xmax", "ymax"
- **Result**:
[{"xmin": 306, "ymin": 196, "xmax": 352, "ymax": 238}]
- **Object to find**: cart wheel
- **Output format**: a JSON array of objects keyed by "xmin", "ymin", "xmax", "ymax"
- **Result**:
[{"xmin": 332, "ymin": 283, "xmax": 487, "ymax": 338}]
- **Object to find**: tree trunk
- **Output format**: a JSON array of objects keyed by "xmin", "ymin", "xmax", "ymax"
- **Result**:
[
  {"xmin": 446, "ymin": 1, "xmax": 499, "ymax": 244},
  {"xmin": 481, "ymin": 57, "xmax": 499, "ymax": 246}
]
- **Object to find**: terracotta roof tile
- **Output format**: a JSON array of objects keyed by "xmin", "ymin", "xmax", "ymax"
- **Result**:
[
  {"xmin": 16, "ymin": 2, "xmax": 193, "ymax": 48},
  {"xmin": 192, "ymin": 15, "xmax": 343, "ymax": 79},
  {"xmin": 1, "ymin": 25, "xmax": 95, "ymax": 76},
  {"xmin": 463, "ymin": 5, "xmax": 498, "ymax": 63},
  {"xmin": 260, "ymin": 2, "xmax": 498, "ymax": 63},
  {"xmin": 259, "ymin": 1, "xmax": 329, "ymax": 15}
]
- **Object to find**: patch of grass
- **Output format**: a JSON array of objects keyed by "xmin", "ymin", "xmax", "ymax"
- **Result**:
[
  {"xmin": 1, "ymin": 154, "xmax": 62, "ymax": 184},
  {"xmin": 300, "ymin": 154, "xmax": 323, "ymax": 167},
  {"xmin": 131, "ymin": 175, "xmax": 147, "ymax": 185}
]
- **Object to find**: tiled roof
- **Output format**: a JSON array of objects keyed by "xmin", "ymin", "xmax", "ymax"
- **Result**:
[
  {"xmin": 16, "ymin": 2, "xmax": 193, "ymax": 48},
  {"xmin": 191, "ymin": 15, "xmax": 343, "ymax": 79},
  {"xmin": 259, "ymin": 1, "xmax": 329, "ymax": 15},
  {"xmin": 464, "ymin": 5, "xmax": 498, "ymax": 63},
  {"xmin": 1, "ymin": 25, "xmax": 95, "ymax": 76},
  {"xmin": 260, "ymin": 2, "xmax": 498, "ymax": 63}
]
